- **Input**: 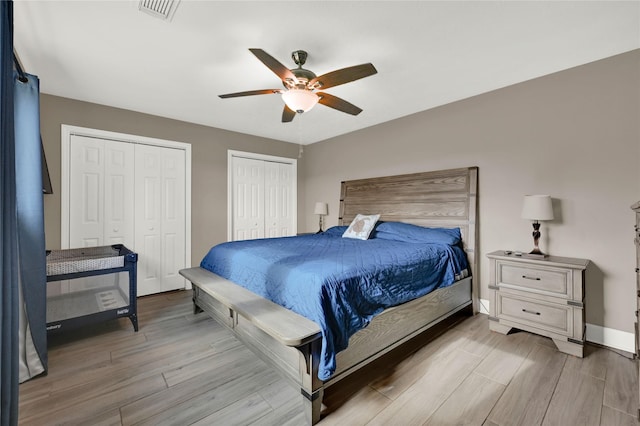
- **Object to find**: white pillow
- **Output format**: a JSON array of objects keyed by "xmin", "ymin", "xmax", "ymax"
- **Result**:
[{"xmin": 342, "ymin": 214, "xmax": 380, "ymax": 240}]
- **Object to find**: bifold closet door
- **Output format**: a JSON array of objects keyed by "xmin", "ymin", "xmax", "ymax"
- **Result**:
[
  {"xmin": 69, "ymin": 135, "xmax": 134, "ymax": 248},
  {"xmin": 264, "ymin": 161, "xmax": 294, "ymax": 238},
  {"xmin": 231, "ymin": 156, "xmax": 295, "ymax": 241},
  {"xmin": 68, "ymin": 134, "xmax": 186, "ymax": 297},
  {"xmin": 134, "ymin": 144, "xmax": 186, "ymax": 296},
  {"xmin": 232, "ymin": 156, "xmax": 265, "ymax": 241},
  {"xmin": 67, "ymin": 136, "xmax": 135, "ymax": 295}
]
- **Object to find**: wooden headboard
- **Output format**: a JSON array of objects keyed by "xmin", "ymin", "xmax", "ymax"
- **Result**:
[{"xmin": 339, "ymin": 167, "xmax": 479, "ymax": 311}]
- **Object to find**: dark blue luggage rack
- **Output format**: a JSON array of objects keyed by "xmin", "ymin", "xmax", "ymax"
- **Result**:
[{"xmin": 45, "ymin": 244, "xmax": 138, "ymax": 333}]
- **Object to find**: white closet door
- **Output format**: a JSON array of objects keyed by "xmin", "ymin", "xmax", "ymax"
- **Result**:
[
  {"xmin": 232, "ymin": 156, "xmax": 265, "ymax": 241},
  {"xmin": 104, "ymin": 142, "xmax": 135, "ymax": 246},
  {"xmin": 64, "ymin": 125, "xmax": 191, "ymax": 298},
  {"xmin": 69, "ymin": 136, "xmax": 134, "ymax": 248},
  {"xmin": 135, "ymin": 145, "xmax": 163, "ymax": 296},
  {"xmin": 159, "ymin": 147, "xmax": 186, "ymax": 292},
  {"xmin": 135, "ymin": 144, "xmax": 186, "ymax": 296},
  {"xmin": 69, "ymin": 135, "xmax": 104, "ymax": 247},
  {"xmin": 264, "ymin": 161, "xmax": 294, "ymax": 238}
]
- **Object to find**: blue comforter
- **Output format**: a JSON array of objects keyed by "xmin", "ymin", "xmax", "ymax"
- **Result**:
[{"xmin": 200, "ymin": 222, "xmax": 469, "ymax": 380}]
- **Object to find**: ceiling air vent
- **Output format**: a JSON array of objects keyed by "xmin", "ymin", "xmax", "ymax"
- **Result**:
[{"xmin": 139, "ymin": 0, "xmax": 181, "ymax": 21}]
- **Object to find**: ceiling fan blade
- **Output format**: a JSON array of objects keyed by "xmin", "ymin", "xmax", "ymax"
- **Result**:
[
  {"xmin": 309, "ymin": 63, "xmax": 377, "ymax": 90},
  {"xmin": 317, "ymin": 92, "xmax": 363, "ymax": 115},
  {"xmin": 282, "ymin": 105, "xmax": 296, "ymax": 122},
  {"xmin": 219, "ymin": 89, "xmax": 282, "ymax": 99},
  {"xmin": 249, "ymin": 48, "xmax": 297, "ymax": 82}
]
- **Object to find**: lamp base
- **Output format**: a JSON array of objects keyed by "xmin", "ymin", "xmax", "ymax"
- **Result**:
[
  {"xmin": 316, "ymin": 215, "xmax": 323, "ymax": 234},
  {"xmin": 525, "ymin": 248, "xmax": 548, "ymax": 259},
  {"xmin": 528, "ymin": 222, "xmax": 548, "ymax": 259},
  {"xmin": 524, "ymin": 252, "xmax": 548, "ymax": 259}
]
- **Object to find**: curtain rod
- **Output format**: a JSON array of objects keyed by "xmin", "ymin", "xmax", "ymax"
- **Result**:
[{"xmin": 13, "ymin": 49, "xmax": 28, "ymax": 82}]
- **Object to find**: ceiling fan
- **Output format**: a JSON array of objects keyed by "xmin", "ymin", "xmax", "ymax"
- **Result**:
[{"xmin": 219, "ymin": 49, "xmax": 377, "ymax": 122}]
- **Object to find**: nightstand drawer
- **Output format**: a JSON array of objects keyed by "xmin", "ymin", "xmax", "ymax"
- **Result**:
[
  {"xmin": 496, "ymin": 293, "xmax": 572, "ymax": 337},
  {"xmin": 498, "ymin": 262, "xmax": 571, "ymax": 298}
]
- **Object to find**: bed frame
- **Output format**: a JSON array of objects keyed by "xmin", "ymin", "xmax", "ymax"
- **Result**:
[{"xmin": 179, "ymin": 166, "xmax": 478, "ymax": 424}]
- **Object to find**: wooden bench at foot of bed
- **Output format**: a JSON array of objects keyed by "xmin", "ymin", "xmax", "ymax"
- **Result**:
[
  {"xmin": 180, "ymin": 266, "xmax": 323, "ymax": 423},
  {"xmin": 179, "ymin": 266, "xmax": 473, "ymax": 425}
]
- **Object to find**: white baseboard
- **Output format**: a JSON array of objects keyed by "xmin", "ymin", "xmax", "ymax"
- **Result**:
[
  {"xmin": 477, "ymin": 300, "xmax": 635, "ymax": 354},
  {"xmin": 585, "ymin": 323, "xmax": 635, "ymax": 354},
  {"xmin": 478, "ymin": 298, "xmax": 490, "ymax": 315}
]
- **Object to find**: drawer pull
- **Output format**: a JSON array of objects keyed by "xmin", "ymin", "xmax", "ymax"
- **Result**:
[
  {"xmin": 522, "ymin": 275, "xmax": 541, "ymax": 281},
  {"xmin": 522, "ymin": 308, "xmax": 541, "ymax": 316}
]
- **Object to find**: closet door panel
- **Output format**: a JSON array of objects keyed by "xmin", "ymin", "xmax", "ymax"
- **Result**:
[
  {"xmin": 69, "ymin": 135, "xmax": 104, "ymax": 248},
  {"xmin": 104, "ymin": 141, "xmax": 135, "ymax": 247},
  {"xmin": 264, "ymin": 161, "xmax": 294, "ymax": 238},
  {"xmin": 135, "ymin": 145, "xmax": 163, "ymax": 297},
  {"xmin": 160, "ymin": 147, "xmax": 186, "ymax": 292},
  {"xmin": 277, "ymin": 162, "xmax": 294, "ymax": 236},
  {"xmin": 232, "ymin": 157, "xmax": 265, "ymax": 241}
]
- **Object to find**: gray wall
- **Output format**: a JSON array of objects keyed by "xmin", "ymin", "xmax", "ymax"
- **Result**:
[
  {"xmin": 302, "ymin": 49, "xmax": 640, "ymax": 336},
  {"xmin": 39, "ymin": 95, "xmax": 302, "ymax": 263}
]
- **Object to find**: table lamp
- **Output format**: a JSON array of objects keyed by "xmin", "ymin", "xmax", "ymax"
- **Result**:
[
  {"xmin": 521, "ymin": 195, "xmax": 554, "ymax": 257},
  {"xmin": 314, "ymin": 202, "xmax": 328, "ymax": 233}
]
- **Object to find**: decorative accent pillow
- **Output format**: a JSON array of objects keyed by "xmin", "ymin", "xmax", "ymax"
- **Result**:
[{"xmin": 342, "ymin": 214, "xmax": 380, "ymax": 240}]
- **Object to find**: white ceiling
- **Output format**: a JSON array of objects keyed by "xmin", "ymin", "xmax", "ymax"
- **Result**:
[{"xmin": 13, "ymin": 1, "xmax": 640, "ymax": 145}]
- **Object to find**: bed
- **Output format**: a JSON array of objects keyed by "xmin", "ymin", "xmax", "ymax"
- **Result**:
[{"xmin": 179, "ymin": 166, "xmax": 479, "ymax": 424}]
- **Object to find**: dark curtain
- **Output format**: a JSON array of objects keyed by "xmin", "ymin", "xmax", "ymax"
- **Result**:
[
  {"xmin": 1, "ymin": 1, "xmax": 20, "ymax": 424},
  {"xmin": 15, "ymin": 69, "xmax": 47, "ymax": 383},
  {"xmin": 1, "ymin": 2, "xmax": 48, "ymax": 424}
]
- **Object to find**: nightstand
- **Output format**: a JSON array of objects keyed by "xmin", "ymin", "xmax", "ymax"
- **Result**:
[{"xmin": 487, "ymin": 250, "xmax": 589, "ymax": 357}]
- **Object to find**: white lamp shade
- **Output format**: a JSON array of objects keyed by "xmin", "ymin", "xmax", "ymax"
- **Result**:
[
  {"xmin": 521, "ymin": 195, "xmax": 554, "ymax": 221},
  {"xmin": 282, "ymin": 89, "xmax": 319, "ymax": 113},
  {"xmin": 314, "ymin": 202, "xmax": 328, "ymax": 215}
]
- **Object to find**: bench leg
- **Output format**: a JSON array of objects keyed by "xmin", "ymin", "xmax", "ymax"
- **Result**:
[
  {"xmin": 302, "ymin": 388, "xmax": 323, "ymax": 425},
  {"xmin": 192, "ymin": 288, "xmax": 204, "ymax": 314}
]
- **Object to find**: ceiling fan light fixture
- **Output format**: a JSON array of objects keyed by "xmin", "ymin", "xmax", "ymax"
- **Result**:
[{"xmin": 282, "ymin": 89, "xmax": 319, "ymax": 113}]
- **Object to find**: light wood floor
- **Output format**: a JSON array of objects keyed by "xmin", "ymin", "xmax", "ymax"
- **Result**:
[{"xmin": 19, "ymin": 290, "xmax": 639, "ymax": 426}]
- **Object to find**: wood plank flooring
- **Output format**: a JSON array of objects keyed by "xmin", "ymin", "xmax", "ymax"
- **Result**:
[{"xmin": 19, "ymin": 290, "xmax": 639, "ymax": 425}]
